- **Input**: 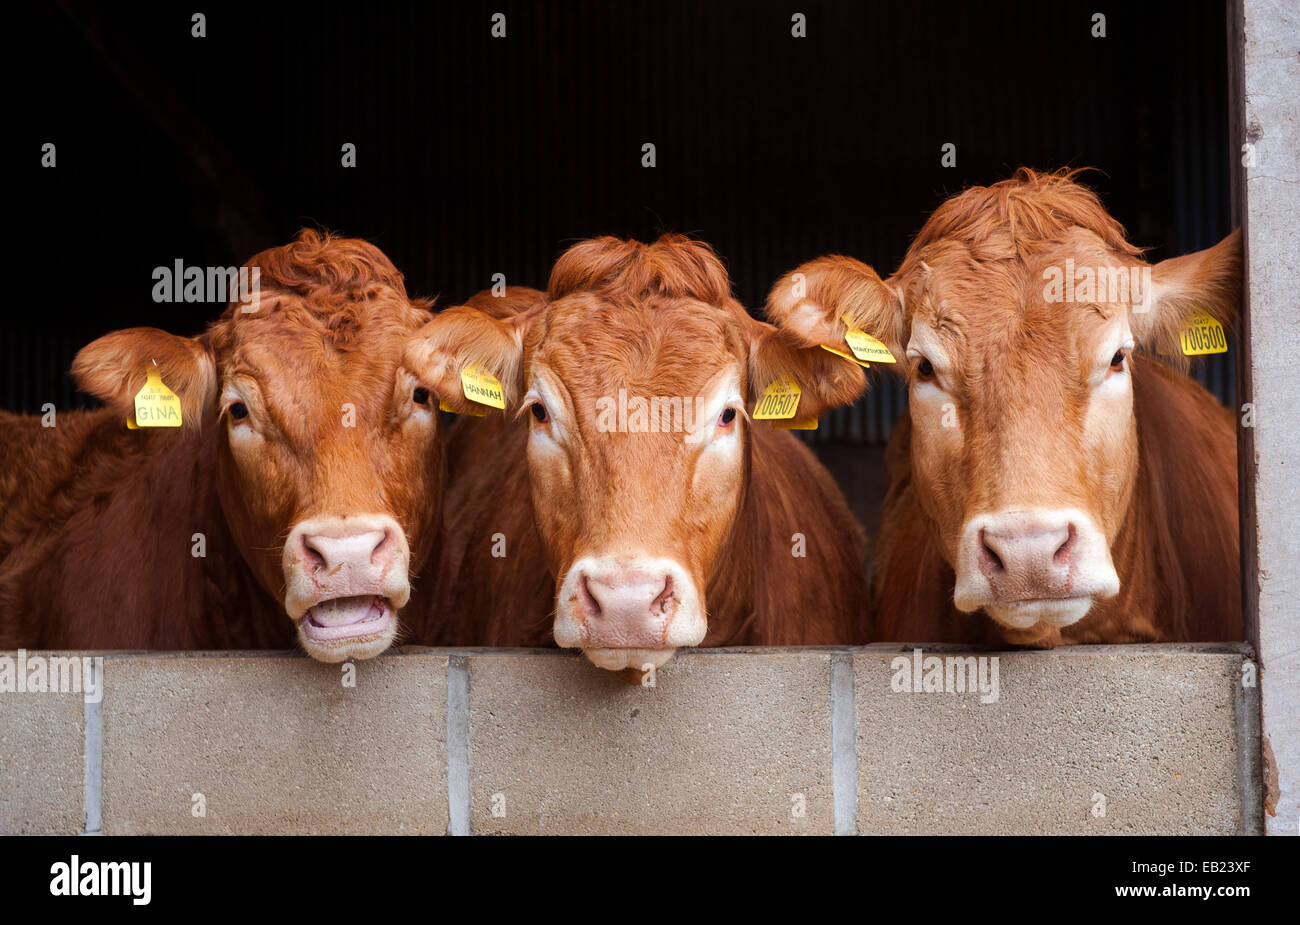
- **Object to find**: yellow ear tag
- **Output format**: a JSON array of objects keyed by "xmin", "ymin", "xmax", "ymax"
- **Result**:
[
  {"xmin": 131, "ymin": 366, "xmax": 183, "ymax": 428},
  {"xmin": 820, "ymin": 344, "xmax": 870, "ymax": 369},
  {"xmin": 1178, "ymin": 313, "xmax": 1228, "ymax": 356},
  {"xmin": 773, "ymin": 416, "xmax": 818, "ymax": 430},
  {"xmin": 439, "ymin": 398, "xmax": 487, "ymax": 417},
  {"xmin": 460, "ymin": 363, "xmax": 506, "ymax": 409},
  {"xmin": 753, "ymin": 376, "xmax": 801, "ymax": 420},
  {"xmin": 841, "ymin": 319, "xmax": 895, "ymax": 364}
]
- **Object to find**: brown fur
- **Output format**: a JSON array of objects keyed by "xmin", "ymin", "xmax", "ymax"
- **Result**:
[
  {"xmin": 871, "ymin": 360, "xmax": 1240, "ymax": 643},
  {"xmin": 0, "ymin": 230, "xmax": 445, "ymax": 649},
  {"xmin": 406, "ymin": 235, "xmax": 869, "ymax": 648},
  {"xmin": 769, "ymin": 168, "xmax": 1242, "ymax": 644}
]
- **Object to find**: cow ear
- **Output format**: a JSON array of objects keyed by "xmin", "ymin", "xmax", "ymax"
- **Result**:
[
  {"xmin": 1131, "ymin": 228, "xmax": 1242, "ymax": 364},
  {"xmin": 71, "ymin": 327, "xmax": 217, "ymax": 428},
  {"xmin": 747, "ymin": 319, "xmax": 869, "ymax": 421},
  {"xmin": 405, "ymin": 299, "xmax": 538, "ymax": 413},
  {"xmin": 765, "ymin": 255, "xmax": 906, "ymax": 372}
]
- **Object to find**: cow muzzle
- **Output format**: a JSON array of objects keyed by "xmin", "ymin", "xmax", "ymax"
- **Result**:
[
  {"xmin": 952, "ymin": 508, "xmax": 1120, "ymax": 630},
  {"xmin": 283, "ymin": 514, "xmax": 411, "ymax": 662},
  {"xmin": 553, "ymin": 556, "xmax": 706, "ymax": 672}
]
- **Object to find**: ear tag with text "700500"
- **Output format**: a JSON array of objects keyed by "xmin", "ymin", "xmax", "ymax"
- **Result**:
[
  {"xmin": 753, "ymin": 376, "xmax": 801, "ymax": 421},
  {"xmin": 459, "ymin": 363, "xmax": 506, "ymax": 410},
  {"xmin": 1177, "ymin": 313, "xmax": 1227, "ymax": 356},
  {"xmin": 127, "ymin": 366, "xmax": 182, "ymax": 429}
]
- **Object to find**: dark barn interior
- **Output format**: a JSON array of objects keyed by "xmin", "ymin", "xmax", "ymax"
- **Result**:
[{"xmin": 11, "ymin": 0, "xmax": 1233, "ymax": 546}]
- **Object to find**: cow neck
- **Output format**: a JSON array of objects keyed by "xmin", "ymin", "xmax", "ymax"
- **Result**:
[
  {"xmin": 1094, "ymin": 359, "xmax": 1241, "ymax": 643},
  {"xmin": 107, "ymin": 414, "xmax": 287, "ymax": 648}
]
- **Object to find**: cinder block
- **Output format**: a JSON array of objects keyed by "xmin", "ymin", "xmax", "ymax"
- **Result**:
[
  {"xmin": 102, "ymin": 652, "xmax": 447, "ymax": 834},
  {"xmin": 856, "ymin": 645, "xmax": 1247, "ymax": 834},
  {"xmin": 467, "ymin": 649, "xmax": 834, "ymax": 834},
  {"xmin": 0, "ymin": 652, "xmax": 87, "ymax": 835}
]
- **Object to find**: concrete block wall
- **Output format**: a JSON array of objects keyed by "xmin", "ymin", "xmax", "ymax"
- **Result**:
[{"xmin": 0, "ymin": 644, "xmax": 1259, "ymax": 835}]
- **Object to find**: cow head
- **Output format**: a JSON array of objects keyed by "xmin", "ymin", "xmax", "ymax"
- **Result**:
[
  {"xmin": 769, "ymin": 168, "xmax": 1241, "ymax": 644},
  {"xmin": 72, "ymin": 230, "xmax": 445, "ymax": 661},
  {"xmin": 409, "ymin": 235, "xmax": 864, "ymax": 671}
]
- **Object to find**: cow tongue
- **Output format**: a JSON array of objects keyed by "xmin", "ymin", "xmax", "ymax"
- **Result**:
[{"xmin": 307, "ymin": 595, "xmax": 385, "ymax": 628}]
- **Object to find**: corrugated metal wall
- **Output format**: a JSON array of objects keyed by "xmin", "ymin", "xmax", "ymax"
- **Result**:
[{"xmin": 9, "ymin": 0, "xmax": 1233, "ymax": 438}]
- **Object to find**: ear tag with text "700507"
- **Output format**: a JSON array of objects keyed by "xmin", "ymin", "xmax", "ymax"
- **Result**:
[
  {"xmin": 127, "ymin": 366, "xmax": 182, "ymax": 429},
  {"xmin": 459, "ymin": 363, "xmax": 506, "ymax": 410},
  {"xmin": 753, "ymin": 376, "xmax": 801, "ymax": 421}
]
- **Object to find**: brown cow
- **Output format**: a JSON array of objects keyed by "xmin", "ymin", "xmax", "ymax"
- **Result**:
[
  {"xmin": 0, "ymin": 230, "xmax": 446, "ymax": 661},
  {"xmin": 405, "ymin": 235, "xmax": 869, "ymax": 672},
  {"xmin": 766, "ymin": 168, "xmax": 1241, "ymax": 646}
]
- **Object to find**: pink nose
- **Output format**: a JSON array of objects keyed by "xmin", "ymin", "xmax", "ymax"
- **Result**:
[
  {"xmin": 577, "ymin": 569, "xmax": 677, "ymax": 648},
  {"xmin": 286, "ymin": 516, "xmax": 403, "ymax": 597},
  {"xmin": 978, "ymin": 520, "xmax": 1077, "ymax": 599},
  {"xmin": 299, "ymin": 528, "xmax": 392, "ymax": 574}
]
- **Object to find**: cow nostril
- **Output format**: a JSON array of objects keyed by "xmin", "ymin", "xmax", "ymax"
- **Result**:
[
  {"xmin": 650, "ymin": 575, "xmax": 675, "ymax": 615},
  {"xmin": 301, "ymin": 536, "xmax": 327, "ymax": 572},
  {"xmin": 370, "ymin": 528, "xmax": 392, "ymax": 564},
  {"xmin": 1054, "ymin": 525, "xmax": 1077, "ymax": 565},
  {"xmin": 578, "ymin": 574, "xmax": 601, "ymax": 617},
  {"xmin": 979, "ymin": 529, "xmax": 1004, "ymax": 572}
]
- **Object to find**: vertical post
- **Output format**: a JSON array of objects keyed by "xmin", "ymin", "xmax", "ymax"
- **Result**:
[{"xmin": 1237, "ymin": 0, "xmax": 1300, "ymax": 836}]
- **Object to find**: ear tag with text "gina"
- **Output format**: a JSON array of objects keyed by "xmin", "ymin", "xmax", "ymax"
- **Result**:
[
  {"xmin": 772, "ymin": 416, "xmax": 818, "ymax": 430},
  {"xmin": 460, "ymin": 363, "xmax": 506, "ymax": 409},
  {"xmin": 128, "ymin": 366, "xmax": 182, "ymax": 429},
  {"xmin": 753, "ymin": 376, "xmax": 801, "ymax": 421}
]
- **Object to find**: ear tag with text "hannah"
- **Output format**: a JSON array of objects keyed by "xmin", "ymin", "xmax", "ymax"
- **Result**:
[
  {"xmin": 460, "ymin": 363, "xmax": 506, "ymax": 409},
  {"xmin": 128, "ymin": 365, "xmax": 182, "ymax": 429},
  {"xmin": 753, "ymin": 376, "xmax": 801, "ymax": 421},
  {"xmin": 842, "ymin": 316, "xmax": 895, "ymax": 364}
]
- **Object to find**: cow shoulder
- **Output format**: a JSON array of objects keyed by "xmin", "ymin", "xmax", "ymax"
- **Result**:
[
  {"xmin": 0, "ymin": 409, "xmax": 130, "ymax": 561},
  {"xmin": 1129, "ymin": 358, "xmax": 1241, "ymax": 641}
]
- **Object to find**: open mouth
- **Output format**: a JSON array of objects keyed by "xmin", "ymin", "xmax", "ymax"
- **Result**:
[
  {"xmin": 990, "ymin": 596, "xmax": 1093, "ymax": 628},
  {"xmin": 582, "ymin": 647, "xmax": 677, "ymax": 673},
  {"xmin": 300, "ymin": 595, "xmax": 393, "ymax": 643}
]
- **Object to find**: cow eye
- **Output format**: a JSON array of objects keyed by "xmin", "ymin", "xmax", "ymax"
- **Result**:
[
  {"xmin": 530, "ymin": 402, "xmax": 549, "ymax": 424},
  {"xmin": 228, "ymin": 401, "xmax": 249, "ymax": 421},
  {"xmin": 413, "ymin": 386, "xmax": 431, "ymax": 406},
  {"xmin": 915, "ymin": 358, "xmax": 935, "ymax": 380},
  {"xmin": 1109, "ymin": 350, "xmax": 1126, "ymax": 371},
  {"xmin": 719, "ymin": 407, "xmax": 737, "ymax": 427}
]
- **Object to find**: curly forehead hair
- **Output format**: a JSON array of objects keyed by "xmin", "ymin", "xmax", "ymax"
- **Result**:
[
  {"xmin": 547, "ymin": 234, "xmax": 739, "ymax": 309},
  {"xmin": 901, "ymin": 167, "xmax": 1145, "ymax": 272},
  {"xmin": 210, "ymin": 229, "xmax": 433, "ymax": 352}
]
